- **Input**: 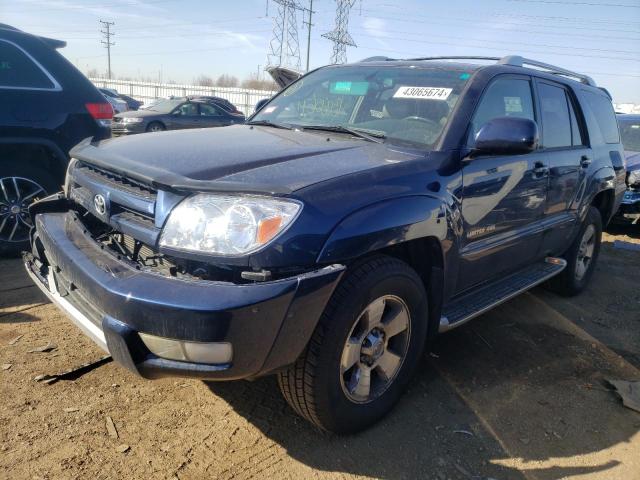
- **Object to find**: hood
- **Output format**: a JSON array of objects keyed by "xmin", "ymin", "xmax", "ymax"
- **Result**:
[
  {"xmin": 267, "ymin": 66, "xmax": 303, "ymax": 89},
  {"xmin": 70, "ymin": 125, "xmax": 421, "ymax": 194},
  {"xmin": 625, "ymin": 150, "xmax": 640, "ymax": 171}
]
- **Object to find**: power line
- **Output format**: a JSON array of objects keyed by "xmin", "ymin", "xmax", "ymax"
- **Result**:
[
  {"xmin": 99, "ymin": 20, "xmax": 115, "ymax": 79},
  {"xmin": 507, "ymin": 0, "xmax": 640, "ymax": 7}
]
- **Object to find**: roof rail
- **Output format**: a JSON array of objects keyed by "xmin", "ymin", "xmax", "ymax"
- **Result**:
[
  {"xmin": 498, "ymin": 55, "xmax": 596, "ymax": 86},
  {"xmin": 396, "ymin": 55, "xmax": 596, "ymax": 87}
]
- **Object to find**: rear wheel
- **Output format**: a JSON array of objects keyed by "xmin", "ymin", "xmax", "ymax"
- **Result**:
[
  {"xmin": 146, "ymin": 122, "xmax": 165, "ymax": 132},
  {"xmin": 278, "ymin": 255, "xmax": 430, "ymax": 433},
  {"xmin": 0, "ymin": 164, "xmax": 58, "ymax": 257},
  {"xmin": 546, "ymin": 206, "xmax": 602, "ymax": 296}
]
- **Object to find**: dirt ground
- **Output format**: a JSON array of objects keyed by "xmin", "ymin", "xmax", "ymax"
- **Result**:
[{"xmin": 1, "ymin": 227, "xmax": 639, "ymax": 480}]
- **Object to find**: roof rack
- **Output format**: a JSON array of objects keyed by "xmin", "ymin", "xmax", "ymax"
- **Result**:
[{"xmin": 365, "ymin": 55, "xmax": 596, "ymax": 87}]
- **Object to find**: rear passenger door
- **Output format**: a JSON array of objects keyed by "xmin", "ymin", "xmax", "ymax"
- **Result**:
[
  {"xmin": 535, "ymin": 80, "xmax": 591, "ymax": 255},
  {"xmin": 458, "ymin": 75, "xmax": 549, "ymax": 292}
]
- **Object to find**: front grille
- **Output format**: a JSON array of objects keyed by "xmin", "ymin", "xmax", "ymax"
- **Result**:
[
  {"xmin": 76, "ymin": 162, "xmax": 156, "ymax": 201},
  {"xmin": 69, "ymin": 161, "xmax": 161, "ymax": 246}
]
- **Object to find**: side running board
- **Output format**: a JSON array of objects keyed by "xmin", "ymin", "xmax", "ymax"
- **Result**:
[{"xmin": 439, "ymin": 257, "xmax": 567, "ymax": 333}]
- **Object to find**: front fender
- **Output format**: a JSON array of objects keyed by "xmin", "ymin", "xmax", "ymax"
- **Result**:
[{"xmin": 316, "ymin": 195, "xmax": 448, "ymax": 263}]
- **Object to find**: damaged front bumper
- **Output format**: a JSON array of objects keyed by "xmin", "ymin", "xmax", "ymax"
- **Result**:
[{"xmin": 25, "ymin": 199, "xmax": 344, "ymax": 380}]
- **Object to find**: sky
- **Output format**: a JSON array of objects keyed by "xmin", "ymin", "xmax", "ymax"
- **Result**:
[{"xmin": 2, "ymin": 0, "xmax": 639, "ymax": 102}]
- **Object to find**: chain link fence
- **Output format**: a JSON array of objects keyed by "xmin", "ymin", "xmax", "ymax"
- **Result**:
[{"xmin": 90, "ymin": 78, "xmax": 277, "ymax": 116}]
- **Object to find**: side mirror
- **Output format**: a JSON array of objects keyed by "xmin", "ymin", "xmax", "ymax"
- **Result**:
[
  {"xmin": 473, "ymin": 117, "xmax": 539, "ymax": 156},
  {"xmin": 255, "ymin": 98, "xmax": 270, "ymax": 113}
]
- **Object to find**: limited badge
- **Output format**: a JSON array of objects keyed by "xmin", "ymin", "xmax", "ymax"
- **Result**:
[{"xmin": 393, "ymin": 86, "xmax": 452, "ymax": 100}]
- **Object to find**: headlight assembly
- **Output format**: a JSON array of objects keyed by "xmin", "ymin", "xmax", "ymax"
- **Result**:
[
  {"xmin": 159, "ymin": 194, "xmax": 302, "ymax": 256},
  {"xmin": 122, "ymin": 117, "xmax": 143, "ymax": 123}
]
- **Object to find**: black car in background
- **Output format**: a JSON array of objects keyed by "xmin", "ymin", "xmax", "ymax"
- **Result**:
[
  {"xmin": 0, "ymin": 24, "xmax": 112, "ymax": 256},
  {"xmin": 118, "ymin": 93, "xmax": 143, "ymax": 111},
  {"xmin": 188, "ymin": 95, "xmax": 243, "ymax": 115},
  {"xmin": 111, "ymin": 97, "xmax": 245, "ymax": 135},
  {"xmin": 616, "ymin": 114, "xmax": 640, "ymax": 220}
]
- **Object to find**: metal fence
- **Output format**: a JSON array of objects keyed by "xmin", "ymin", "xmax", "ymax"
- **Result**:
[{"xmin": 90, "ymin": 78, "xmax": 277, "ymax": 116}]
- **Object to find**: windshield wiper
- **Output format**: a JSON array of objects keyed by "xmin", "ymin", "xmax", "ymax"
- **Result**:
[
  {"xmin": 301, "ymin": 125, "xmax": 386, "ymax": 143},
  {"xmin": 246, "ymin": 119, "xmax": 294, "ymax": 130}
]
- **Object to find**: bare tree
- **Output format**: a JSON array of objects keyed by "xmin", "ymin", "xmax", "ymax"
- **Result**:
[
  {"xmin": 216, "ymin": 74, "xmax": 239, "ymax": 88},
  {"xmin": 241, "ymin": 73, "xmax": 277, "ymax": 91},
  {"xmin": 194, "ymin": 75, "xmax": 215, "ymax": 87}
]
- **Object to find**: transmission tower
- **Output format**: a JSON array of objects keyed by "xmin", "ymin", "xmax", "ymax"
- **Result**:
[
  {"xmin": 322, "ymin": 0, "xmax": 357, "ymax": 65},
  {"xmin": 99, "ymin": 20, "xmax": 115, "ymax": 79},
  {"xmin": 267, "ymin": 0, "xmax": 303, "ymax": 70}
]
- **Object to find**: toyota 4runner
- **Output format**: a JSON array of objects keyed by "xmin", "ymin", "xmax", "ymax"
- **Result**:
[{"xmin": 25, "ymin": 55, "xmax": 626, "ymax": 433}]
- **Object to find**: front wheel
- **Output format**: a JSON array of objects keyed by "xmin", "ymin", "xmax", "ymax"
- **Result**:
[
  {"xmin": 146, "ymin": 122, "xmax": 165, "ymax": 132},
  {"xmin": 278, "ymin": 255, "xmax": 430, "ymax": 433},
  {"xmin": 546, "ymin": 206, "xmax": 602, "ymax": 296}
]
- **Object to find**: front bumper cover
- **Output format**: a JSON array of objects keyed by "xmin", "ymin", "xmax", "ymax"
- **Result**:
[{"xmin": 26, "ymin": 204, "xmax": 344, "ymax": 380}]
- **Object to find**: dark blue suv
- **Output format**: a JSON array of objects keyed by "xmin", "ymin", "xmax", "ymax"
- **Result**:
[{"xmin": 25, "ymin": 55, "xmax": 625, "ymax": 433}]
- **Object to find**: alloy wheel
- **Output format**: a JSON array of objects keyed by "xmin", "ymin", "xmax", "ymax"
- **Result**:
[
  {"xmin": 0, "ymin": 176, "xmax": 46, "ymax": 243},
  {"xmin": 575, "ymin": 224, "xmax": 596, "ymax": 281},
  {"xmin": 340, "ymin": 295, "xmax": 411, "ymax": 404}
]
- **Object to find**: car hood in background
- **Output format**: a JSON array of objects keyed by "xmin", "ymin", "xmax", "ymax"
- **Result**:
[
  {"xmin": 267, "ymin": 66, "xmax": 303, "ymax": 89},
  {"xmin": 70, "ymin": 125, "xmax": 422, "ymax": 194},
  {"xmin": 624, "ymin": 151, "xmax": 640, "ymax": 171}
]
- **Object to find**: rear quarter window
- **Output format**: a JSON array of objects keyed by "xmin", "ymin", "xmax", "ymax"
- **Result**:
[
  {"xmin": 0, "ymin": 39, "xmax": 56, "ymax": 89},
  {"xmin": 583, "ymin": 90, "xmax": 619, "ymax": 144}
]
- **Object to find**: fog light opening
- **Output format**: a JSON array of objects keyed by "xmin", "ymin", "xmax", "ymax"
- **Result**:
[{"xmin": 139, "ymin": 333, "xmax": 232, "ymax": 364}]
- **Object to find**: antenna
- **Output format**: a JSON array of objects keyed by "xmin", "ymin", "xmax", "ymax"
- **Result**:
[
  {"xmin": 99, "ymin": 20, "xmax": 115, "ymax": 79},
  {"xmin": 322, "ymin": 0, "xmax": 357, "ymax": 65},
  {"xmin": 267, "ymin": 0, "xmax": 303, "ymax": 70}
]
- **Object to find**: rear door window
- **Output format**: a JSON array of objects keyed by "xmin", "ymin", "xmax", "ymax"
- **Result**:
[
  {"xmin": 584, "ymin": 91, "xmax": 619, "ymax": 144},
  {"xmin": 538, "ymin": 83, "xmax": 572, "ymax": 149},
  {"xmin": 0, "ymin": 40, "xmax": 55, "ymax": 89}
]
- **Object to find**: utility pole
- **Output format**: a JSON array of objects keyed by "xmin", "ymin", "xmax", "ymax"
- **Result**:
[
  {"xmin": 99, "ymin": 20, "xmax": 115, "ymax": 79},
  {"xmin": 257, "ymin": 64, "xmax": 262, "ymax": 81},
  {"xmin": 303, "ymin": 0, "xmax": 314, "ymax": 71}
]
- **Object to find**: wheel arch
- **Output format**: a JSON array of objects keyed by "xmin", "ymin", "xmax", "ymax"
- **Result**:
[
  {"xmin": 316, "ymin": 195, "xmax": 449, "ymax": 342},
  {"xmin": 0, "ymin": 137, "xmax": 68, "ymax": 182}
]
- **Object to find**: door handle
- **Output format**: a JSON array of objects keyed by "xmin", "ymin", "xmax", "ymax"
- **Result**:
[
  {"xmin": 533, "ymin": 161, "xmax": 549, "ymax": 176},
  {"xmin": 580, "ymin": 155, "xmax": 592, "ymax": 168}
]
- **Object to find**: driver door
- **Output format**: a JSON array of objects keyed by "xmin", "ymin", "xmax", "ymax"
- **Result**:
[
  {"xmin": 168, "ymin": 102, "xmax": 201, "ymax": 129},
  {"xmin": 457, "ymin": 75, "xmax": 549, "ymax": 293}
]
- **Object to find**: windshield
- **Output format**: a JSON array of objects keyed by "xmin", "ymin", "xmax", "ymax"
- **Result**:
[
  {"xmin": 147, "ymin": 98, "xmax": 183, "ymax": 113},
  {"xmin": 619, "ymin": 119, "xmax": 640, "ymax": 152},
  {"xmin": 252, "ymin": 65, "xmax": 473, "ymax": 148}
]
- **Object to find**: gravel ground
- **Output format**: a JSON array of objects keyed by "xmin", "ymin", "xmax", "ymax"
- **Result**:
[{"xmin": 1, "ymin": 228, "xmax": 639, "ymax": 480}]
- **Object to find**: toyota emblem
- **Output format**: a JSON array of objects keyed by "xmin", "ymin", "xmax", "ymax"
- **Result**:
[{"xmin": 94, "ymin": 194, "xmax": 107, "ymax": 215}]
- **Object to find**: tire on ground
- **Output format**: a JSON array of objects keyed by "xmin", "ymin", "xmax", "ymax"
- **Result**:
[
  {"xmin": 278, "ymin": 255, "xmax": 430, "ymax": 433},
  {"xmin": 546, "ymin": 205, "xmax": 602, "ymax": 297}
]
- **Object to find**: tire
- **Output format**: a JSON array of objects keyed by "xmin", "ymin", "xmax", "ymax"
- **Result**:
[
  {"xmin": 146, "ymin": 122, "xmax": 165, "ymax": 132},
  {"xmin": 546, "ymin": 206, "xmax": 602, "ymax": 296},
  {"xmin": 0, "ymin": 163, "xmax": 59, "ymax": 257},
  {"xmin": 278, "ymin": 255, "xmax": 430, "ymax": 433}
]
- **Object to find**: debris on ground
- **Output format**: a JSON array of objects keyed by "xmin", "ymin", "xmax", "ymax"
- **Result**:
[
  {"xmin": 8, "ymin": 334, "xmax": 24, "ymax": 345},
  {"xmin": 453, "ymin": 429, "xmax": 474, "ymax": 437},
  {"xmin": 27, "ymin": 342, "xmax": 57, "ymax": 353},
  {"xmin": 116, "ymin": 444, "xmax": 130, "ymax": 453},
  {"xmin": 34, "ymin": 374, "xmax": 57, "ymax": 384},
  {"xmin": 607, "ymin": 379, "xmax": 640, "ymax": 413},
  {"xmin": 106, "ymin": 416, "xmax": 119, "ymax": 439},
  {"xmin": 2, "ymin": 364, "xmax": 12, "ymax": 370},
  {"xmin": 63, "ymin": 407, "xmax": 79, "ymax": 413},
  {"xmin": 32, "ymin": 356, "xmax": 112, "ymax": 385}
]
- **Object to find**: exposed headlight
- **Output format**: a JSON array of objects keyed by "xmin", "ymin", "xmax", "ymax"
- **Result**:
[
  {"xmin": 159, "ymin": 194, "xmax": 302, "ymax": 256},
  {"xmin": 122, "ymin": 117, "xmax": 143, "ymax": 123},
  {"xmin": 629, "ymin": 170, "xmax": 640, "ymax": 187}
]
